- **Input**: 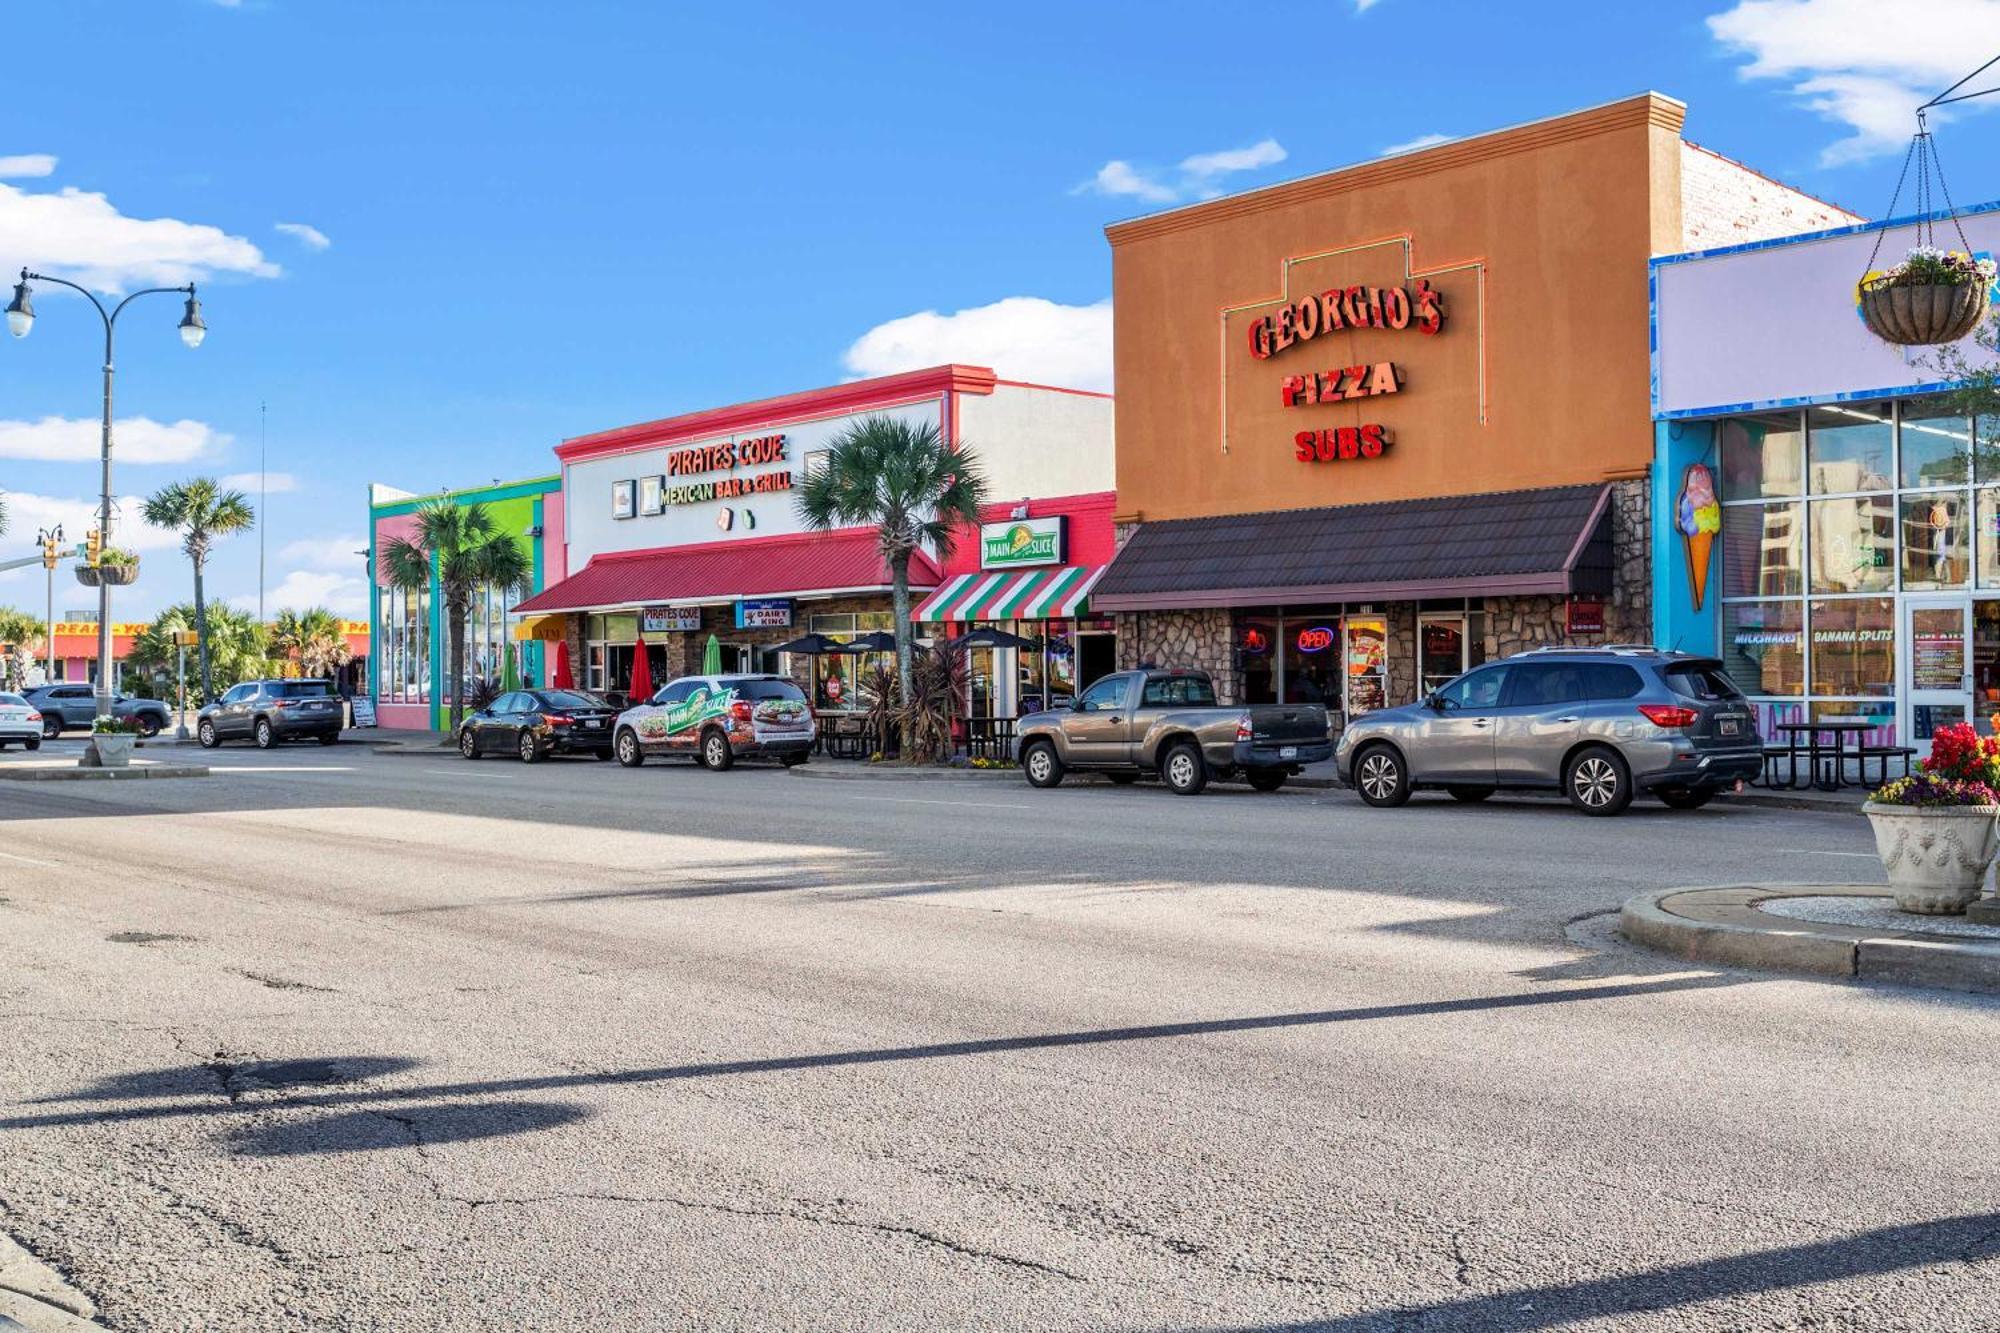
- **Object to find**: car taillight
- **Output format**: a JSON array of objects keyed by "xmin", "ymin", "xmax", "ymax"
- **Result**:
[
  {"xmin": 1638, "ymin": 704, "xmax": 1700, "ymax": 729},
  {"xmin": 541, "ymin": 713, "xmax": 573, "ymax": 726},
  {"xmin": 24, "ymin": 711, "xmax": 39, "ymax": 722},
  {"xmin": 1235, "ymin": 713, "xmax": 1253, "ymax": 741},
  {"xmin": 271, "ymin": 698, "xmax": 295, "ymax": 708},
  {"xmin": 731, "ymin": 701, "xmax": 754, "ymax": 723}
]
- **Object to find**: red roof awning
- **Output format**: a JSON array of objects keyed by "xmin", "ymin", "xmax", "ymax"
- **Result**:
[{"xmin": 512, "ymin": 528, "xmax": 939, "ymax": 615}]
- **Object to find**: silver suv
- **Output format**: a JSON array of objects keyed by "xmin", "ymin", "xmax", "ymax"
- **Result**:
[{"xmin": 1334, "ymin": 648, "xmax": 1762, "ymax": 816}]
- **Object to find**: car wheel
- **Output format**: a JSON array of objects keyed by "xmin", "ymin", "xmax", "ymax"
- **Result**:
[
  {"xmin": 780, "ymin": 752, "xmax": 807, "ymax": 768},
  {"xmin": 615, "ymin": 728, "xmax": 645, "ymax": 768},
  {"xmin": 136, "ymin": 715, "xmax": 161, "ymax": 739},
  {"xmin": 1656, "ymin": 785, "xmax": 1716, "ymax": 811},
  {"xmin": 25, "ymin": 738, "xmax": 38, "ymax": 752},
  {"xmin": 518, "ymin": 731, "xmax": 543, "ymax": 764},
  {"xmin": 197, "ymin": 720, "xmax": 219, "ymax": 749},
  {"xmin": 1104, "ymin": 772, "xmax": 1138, "ymax": 785},
  {"xmin": 254, "ymin": 719, "xmax": 275, "ymax": 750},
  {"xmin": 318, "ymin": 732, "xmax": 339, "ymax": 746},
  {"xmin": 699, "ymin": 728, "xmax": 733, "ymax": 772},
  {"xmin": 1565, "ymin": 746, "xmax": 1633, "ymax": 816},
  {"xmin": 459, "ymin": 729, "xmax": 480, "ymax": 760},
  {"xmin": 594, "ymin": 748, "xmax": 615, "ymax": 761},
  {"xmin": 1353, "ymin": 744, "xmax": 1411, "ymax": 808},
  {"xmin": 1247, "ymin": 769, "xmax": 1286, "ymax": 792},
  {"xmin": 42, "ymin": 718, "xmax": 60, "ymax": 740},
  {"xmin": 1447, "ymin": 786, "xmax": 1495, "ymax": 803},
  {"xmin": 1161, "ymin": 741, "xmax": 1208, "ymax": 796},
  {"xmin": 1021, "ymin": 740, "xmax": 1064, "ymax": 789}
]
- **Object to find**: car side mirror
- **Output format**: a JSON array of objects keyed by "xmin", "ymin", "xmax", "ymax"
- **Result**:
[{"xmin": 1426, "ymin": 692, "xmax": 1446, "ymax": 711}]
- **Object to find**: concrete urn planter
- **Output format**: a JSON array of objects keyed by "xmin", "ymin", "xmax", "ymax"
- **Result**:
[
  {"xmin": 1862, "ymin": 802, "xmax": 2000, "ymax": 914},
  {"xmin": 85, "ymin": 733, "xmax": 136, "ymax": 768}
]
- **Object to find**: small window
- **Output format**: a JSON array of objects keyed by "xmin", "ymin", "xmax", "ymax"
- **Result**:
[
  {"xmin": 1505, "ymin": 663, "xmax": 1588, "ymax": 708},
  {"xmin": 270, "ymin": 681, "xmax": 331, "ymax": 699},
  {"xmin": 223, "ymin": 685, "xmax": 255, "ymax": 704},
  {"xmin": 654, "ymin": 681, "xmax": 694, "ymax": 706},
  {"xmin": 538, "ymin": 691, "xmax": 605, "ymax": 711},
  {"xmin": 1077, "ymin": 675, "xmax": 1127, "ymax": 712},
  {"xmin": 1663, "ymin": 664, "xmax": 1744, "ymax": 702},
  {"xmin": 1436, "ymin": 666, "xmax": 1508, "ymax": 710},
  {"xmin": 1581, "ymin": 664, "xmax": 1645, "ymax": 701},
  {"xmin": 1141, "ymin": 675, "xmax": 1217, "ymax": 707},
  {"xmin": 739, "ymin": 679, "xmax": 807, "ymax": 702},
  {"xmin": 492, "ymin": 693, "xmax": 526, "ymax": 714},
  {"xmin": 0, "ymin": 693, "xmax": 25, "ymax": 706}
]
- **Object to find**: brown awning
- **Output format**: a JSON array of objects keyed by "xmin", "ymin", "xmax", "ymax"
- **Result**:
[{"xmin": 1093, "ymin": 484, "xmax": 1614, "ymax": 611}]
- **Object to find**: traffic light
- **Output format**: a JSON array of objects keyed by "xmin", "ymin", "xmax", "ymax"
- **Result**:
[
  {"xmin": 40, "ymin": 534, "xmax": 57, "ymax": 570},
  {"xmin": 84, "ymin": 528, "xmax": 101, "ymax": 566}
]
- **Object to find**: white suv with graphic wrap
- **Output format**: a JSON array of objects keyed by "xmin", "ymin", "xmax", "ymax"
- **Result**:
[{"xmin": 614, "ymin": 674, "xmax": 815, "ymax": 771}]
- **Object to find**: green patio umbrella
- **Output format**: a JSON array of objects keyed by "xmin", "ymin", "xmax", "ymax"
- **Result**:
[{"xmin": 703, "ymin": 633, "xmax": 723, "ymax": 675}]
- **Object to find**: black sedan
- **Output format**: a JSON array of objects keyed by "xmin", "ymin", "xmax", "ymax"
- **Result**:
[{"xmin": 458, "ymin": 689, "xmax": 619, "ymax": 762}]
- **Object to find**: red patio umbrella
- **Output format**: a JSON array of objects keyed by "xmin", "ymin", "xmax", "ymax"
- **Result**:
[
  {"xmin": 550, "ymin": 640, "xmax": 575, "ymax": 691},
  {"xmin": 629, "ymin": 631, "xmax": 653, "ymax": 703}
]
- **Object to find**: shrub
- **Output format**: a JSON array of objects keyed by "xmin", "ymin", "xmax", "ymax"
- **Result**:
[
  {"xmin": 91, "ymin": 716, "xmax": 142, "ymax": 735},
  {"xmin": 1917, "ymin": 722, "xmax": 2000, "ymax": 787},
  {"xmin": 1872, "ymin": 772, "xmax": 1999, "ymax": 807},
  {"xmin": 1879, "ymin": 246, "xmax": 1998, "ymax": 290}
]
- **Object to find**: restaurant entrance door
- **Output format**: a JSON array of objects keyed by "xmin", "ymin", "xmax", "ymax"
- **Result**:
[{"xmin": 1903, "ymin": 596, "xmax": 1972, "ymax": 756}]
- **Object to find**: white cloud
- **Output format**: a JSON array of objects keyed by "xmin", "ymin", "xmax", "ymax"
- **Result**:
[
  {"xmin": 1381, "ymin": 132, "xmax": 1456, "ymax": 157},
  {"xmin": 274, "ymin": 221, "xmax": 330, "ymax": 251},
  {"xmin": 843, "ymin": 296, "xmax": 1112, "ymax": 393},
  {"xmin": 0, "ymin": 491, "xmax": 185, "ymax": 556},
  {"xmin": 1709, "ymin": 0, "xmax": 2000, "ymax": 165},
  {"xmin": 0, "ymin": 155, "xmax": 56, "ymax": 179},
  {"xmin": 219, "ymin": 470, "xmax": 298, "ymax": 494},
  {"xmin": 1076, "ymin": 137, "xmax": 1289, "ymax": 205},
  {"xmin": 245, "ymin": 570, "xmax": 369, "ymax": 619},
  {"xmin": 1077, "ymin": 160, "xmax": 1178, "ymax": 204},
  {"xmin": 0, "ymin": 416, "xmax": 226, "ymax": 464},
  {"xmin": 0, "ymin": 177, "xmax": 277, "ymax": 292},
  {"xmin": 278, "ymin": 534, "xmax": 366, "ymax": 570},
  {"xmin": 1356, "ymin": 0, "xmax": 1386, "ymax": 10}
]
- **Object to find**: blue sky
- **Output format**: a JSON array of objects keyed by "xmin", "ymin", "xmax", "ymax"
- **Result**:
[{"xmin": 2, "ymin": 0, "xmax": 1997, "ymax": 621}]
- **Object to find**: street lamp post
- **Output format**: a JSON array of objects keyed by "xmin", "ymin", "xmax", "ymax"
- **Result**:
[{"xmin": 6, "ymin": 269, "xmax": 205, "ymax": 720}]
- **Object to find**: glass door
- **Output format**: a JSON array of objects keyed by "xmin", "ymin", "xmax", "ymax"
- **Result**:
[
  {"xmin": 1903, "ymin": 596, "xmax": 1972, "ymax": 753},
  {"xmin": 1418, "ymin": 615, "xmax": 1468, "ymax": 695}
]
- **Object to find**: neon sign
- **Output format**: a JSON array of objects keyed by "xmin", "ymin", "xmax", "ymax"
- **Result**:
[{"xmin": 1295, "ymin": 626, "xmax": 1334, "ymax": 654}]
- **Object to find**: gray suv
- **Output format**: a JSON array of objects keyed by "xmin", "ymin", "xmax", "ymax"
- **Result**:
[
  {"xmin": 1334, "ymin": 648, "xmax": 1763, "ymax": 815},
  {"xmin": 23, "ymin": 684, "xmax": 171, "ymax": 738}
]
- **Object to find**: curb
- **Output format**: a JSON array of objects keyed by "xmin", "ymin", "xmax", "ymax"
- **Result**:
[
  {"xmin": 1621, "ymin": 883, "xmax": 2000, "ymax": 995},
  {"xmin": 0, "ymin": 1233, "xmax": 98, "ymax": 1330},
  {"xmin": 0, "ymin": 764, "xmax": 208, "ymax": 782},
  {"xmin": 788, "ymin": 764, "xmax": 1025, "ymax": 782}
]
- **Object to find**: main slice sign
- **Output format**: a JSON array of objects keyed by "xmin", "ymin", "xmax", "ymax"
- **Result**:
[{"xmin": 1221, "ymin": 236, "xmax": 1481, "ymax": 474}]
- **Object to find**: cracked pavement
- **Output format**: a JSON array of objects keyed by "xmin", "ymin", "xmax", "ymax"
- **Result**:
[{"xmin": 0, "ymin": 744, "xmax": 1995, "ymax": 1330}]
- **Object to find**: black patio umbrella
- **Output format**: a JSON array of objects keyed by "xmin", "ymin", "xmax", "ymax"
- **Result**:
[
  {"xmin": 950, "ymin": 626, "xmax": 1041, "ymax": 651},
  {"xmin": 838, "ymin": 631, "xmax": 899, "ymax": 653},
  {"xmin": 772, "ymin": 633, "xmax": 847, "ymax": 655}
]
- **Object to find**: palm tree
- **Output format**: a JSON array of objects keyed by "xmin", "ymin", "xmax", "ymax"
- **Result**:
[
  {"xmin": 380, "ymin": 502, "xmax": 530, "ymax": 732},
  {"xmin": 142, "ymin": 478, "xmax": 255, "ymax": 702},
  {"xmin": 794, "ymin": 416, "xmax": 986, "ymax": 754},
  {"xmin": 0, "ymin": 605, "xmax": 41, "ymax": 690},
  {"xmin": 128, "ymin": 603, "xmax": 268, "ymax": 703},
  {"xmin": 270, "ymin": 607, "xmax": 354, "ymax": 680}
]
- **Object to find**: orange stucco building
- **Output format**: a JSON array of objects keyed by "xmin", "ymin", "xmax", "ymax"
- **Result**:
[{"xmin": 1093, "ymin": 93, "xmax": 1857, "ymax": 713}]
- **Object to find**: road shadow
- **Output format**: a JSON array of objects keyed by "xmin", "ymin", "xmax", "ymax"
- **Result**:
[
  {"xmin": 4, "ymin": 975, "xmax": 1739, "ymax": 1139},
  {"xmin": 1189, "ymin": 1210, "xmax": 2000, "ymax": 1331},
  {"xmin": 231, "ymin": 1100, "xmax": 593, "ymax": 1157}
]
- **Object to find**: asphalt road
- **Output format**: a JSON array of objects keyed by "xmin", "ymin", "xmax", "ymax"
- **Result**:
[{"xmin": 0, "ymin": 740, "xmax": 1994, "ymax": 1332}]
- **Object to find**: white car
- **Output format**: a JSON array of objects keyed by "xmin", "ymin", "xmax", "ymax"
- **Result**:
[{"xmin": 0, "ymin": 692, "xmax": 44, "ymax": 751}]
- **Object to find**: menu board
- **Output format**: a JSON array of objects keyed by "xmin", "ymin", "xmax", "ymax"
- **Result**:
[
  {"xmin": 1344, "ymin": 617, "xmax": 1388, "ymax": 715},
  {"xmin": 1913, "ymin": 631, "xmax": 1965, "ymax": 690},
  {"xmin": 350, "ymin": 697, "xmax": 377, "ymax": 728}
]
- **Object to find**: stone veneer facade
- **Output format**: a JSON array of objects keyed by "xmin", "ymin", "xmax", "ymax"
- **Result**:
[{"xmin": 1108, "ymin": 478, "xmax": 1653, "ymax": 711}]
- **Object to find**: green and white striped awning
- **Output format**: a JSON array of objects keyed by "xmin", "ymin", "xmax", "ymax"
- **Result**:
[{"xmin": 913, "ymin": 565, "xmax": 1106, "ymax": 623}]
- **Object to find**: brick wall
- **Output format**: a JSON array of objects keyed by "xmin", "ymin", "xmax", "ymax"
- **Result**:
[{"xmin": 1680, "ymin": 142, "xmax": 1862, "ymax": 252}]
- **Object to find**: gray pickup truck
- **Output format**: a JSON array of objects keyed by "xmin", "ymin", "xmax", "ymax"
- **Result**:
[{"xmin": 1016, "ymin": 668, "xmax": 1332, "ymax": 795}]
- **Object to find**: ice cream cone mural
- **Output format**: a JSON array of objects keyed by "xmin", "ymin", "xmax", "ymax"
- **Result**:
[{"xmin": 1677, "ymin": 463, "xmax": 1722, "ymax": 611}]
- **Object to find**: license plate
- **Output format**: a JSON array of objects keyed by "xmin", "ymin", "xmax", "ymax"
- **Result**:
[
  {"xmin": 1280, "ymin": 745, "xmax": 1298, "ymax": 759},
  {"xmin": 583, "ymin": 719, "xmax": 602, "ymax": 729},
  {"xmin": 1720, "ymin": 719, "xmax": 1740, "ymax": 736}
]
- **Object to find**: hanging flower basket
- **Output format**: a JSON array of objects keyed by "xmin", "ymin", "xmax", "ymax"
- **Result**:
[
  {"xmin": 1859, "ymin": 261, "xmax": 1991, "ymax": 346},
  {"xmin": 75, "ymin": 558, "xmax": 139, "ymax": 588}
]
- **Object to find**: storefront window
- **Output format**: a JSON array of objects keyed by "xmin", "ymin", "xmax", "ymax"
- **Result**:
[
  {"xmin": 380, "ymin": 583, "xmax": 430, "ymax": 703},
  {"xmin": 1979, "ymin": 415, "xmax": 2000, "ymax": 485},
  {"xmin": 1807, "ymin": 497, "xmax": 1894, "ymax": 593},
  {"xmin": 1285, "ymin": 617, "xmax": 1340, "ymax": 704},
  {"xmin": 809, "ymin": 612, "xmax": 893, "ymax": 711},
  {"xmin": 1719, "ymin": 411, "xmax": 1804, "ymax": 501},
  {"xmin": 1720, "ymin": 502, "xmax": 1802, "ymax": 597},
  {"xmin": 1234, "ymin": 615, "xmax": 1276, "ymax": 705},
  {"xmin": 1899, "ymin": 494, "xmax": 1970, "ymax": 590},
  {"xmin": 1044, "ymin": 624, "xmax": 1076, "ymax": 709},
  {"xmin": 1899, "ymin": 398, "xmax": 1974, "ymax": 489},
  {"xmin": 1720, "ymin": 602, "xmax": 1803, "ymax": 697},
  {"xmin": 1978, "ymin": 489, "xmax": 2000, "ymax": 590},
  {"xmin": 1418, "ymin": 616, "xmax": 1468, "ymax": 694},
  {"xmin": 1344, "ymin": 617, "xmax": 1388, "ymax": 714},
  {"xmin": 1806, "ymin": 404, "xmax": 1893, "ymax": 495},
  {"xmin": 1808, "ymin": 597, "xmax": 1895, "ymax": 697}
]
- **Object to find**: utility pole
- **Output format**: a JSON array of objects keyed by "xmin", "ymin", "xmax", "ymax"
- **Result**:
[
  {"xmin": 36, "ymin": 524, "xmax": 60, "ymax": 685},
  {"xmin": 258, "ymin": 399, "xmax": 267, "ymax": 625}
]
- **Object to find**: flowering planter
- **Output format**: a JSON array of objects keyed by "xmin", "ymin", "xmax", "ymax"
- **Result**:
[
  {"xmin": 1862, "ymin": 801, "xmax": 1999, "ymax": 914},
  {"xmin": 1858, "ymin": 278, "xmax": 1988, "ymax": 346},
  {"xmin": 74, "ymin": 563, "xmax": 139, "ymax": 588},
  {"xmin": 85, "ymin": 733, "xmax": 136, "ymax": 769}
]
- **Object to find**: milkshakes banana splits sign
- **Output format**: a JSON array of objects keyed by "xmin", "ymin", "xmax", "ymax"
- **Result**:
[{"xmin": 980, "ymin": 516, "xmax": 1065, "ymax": 570}]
